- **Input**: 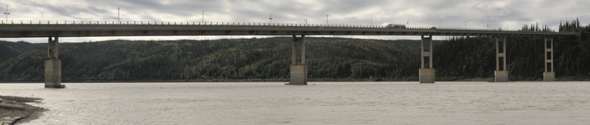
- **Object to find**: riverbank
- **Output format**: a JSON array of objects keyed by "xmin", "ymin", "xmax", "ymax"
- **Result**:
[
  {"xmin": 1, "ymin": 76, "xmax": 589, "ymax": 83},
  {"xmin": 0, "ymin": 96, "xmax": 44, "ymax": 125}
]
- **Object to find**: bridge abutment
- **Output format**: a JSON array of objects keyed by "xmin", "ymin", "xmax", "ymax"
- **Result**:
[
  {"xmin": 419, "ymin": 35, "xmax": 435, "ymax": 84},
  {"xmin": 288, "ymin": 35, "xmax": 307, "ymax": 85},
  {"xmin": 45, "ymin": 37, "xmax": 65, "ymax": 88},
  {"xmin": 494, "ymin": 37, "xmax": 509, "ymax": 82},
  {"xmin": 543, "ymin": 38, "xmax": 555, "ymax": 81}
]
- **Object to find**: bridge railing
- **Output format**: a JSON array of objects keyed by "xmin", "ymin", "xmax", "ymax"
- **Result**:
[
  {"xmin": 3, "ymin": 19, "xmax": 567, "ymax": 34},
  {"xmin": 0, "ymin": 19, "xmax": 445, "ymax": 30}
]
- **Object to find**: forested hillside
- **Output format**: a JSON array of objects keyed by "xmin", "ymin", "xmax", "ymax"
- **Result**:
[{"xmin": 1, "ymin": 38, "xmax": 422, "ymax": 82}]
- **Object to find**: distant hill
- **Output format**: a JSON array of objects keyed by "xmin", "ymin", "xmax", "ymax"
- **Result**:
[{"xmin": 0, "ymin": 36, "xmax": 589, "ymax": 82}]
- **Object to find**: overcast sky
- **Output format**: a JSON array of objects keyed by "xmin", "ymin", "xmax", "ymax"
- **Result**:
[{"xmin": 1, "ymin": 0, "xmax": 588, "ymax": 42}]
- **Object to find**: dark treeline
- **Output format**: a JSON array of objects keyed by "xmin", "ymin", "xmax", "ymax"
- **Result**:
[
  {"xmin": 0, "ymin": 38, "xmax": 422, "ymax": 82},
  {"xmin": 1, "ymin": 20, "xmax": 589, "ymax": 82}
]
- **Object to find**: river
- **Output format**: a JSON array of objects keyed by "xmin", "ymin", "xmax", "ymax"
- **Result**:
[{"xmin": 1, "ymin": 82, "xmax": 590, "ymax": 125}]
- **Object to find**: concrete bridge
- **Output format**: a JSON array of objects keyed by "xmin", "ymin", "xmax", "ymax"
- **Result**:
[{"xmin": 0, "ymin": 21, "xmax": 582, "ymax": 88}]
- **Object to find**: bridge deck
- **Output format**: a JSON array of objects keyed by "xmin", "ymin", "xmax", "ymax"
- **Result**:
[{"xmin": 0, "ymin": 24, "xmax": 580, "ymax": 38}]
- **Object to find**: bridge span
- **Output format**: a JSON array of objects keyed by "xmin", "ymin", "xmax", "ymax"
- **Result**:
[
  {"xmin": 0, "ymin": 22, "xmax": 582, "ymax": 88},
  {"xmin": 0, "ymin": 23, "xmax": 580, "ymax": 37}
]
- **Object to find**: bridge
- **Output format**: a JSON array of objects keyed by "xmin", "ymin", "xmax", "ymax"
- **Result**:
[{"xmin": 0, "ymin": 21, "xmax": 582, "ymax": 88}]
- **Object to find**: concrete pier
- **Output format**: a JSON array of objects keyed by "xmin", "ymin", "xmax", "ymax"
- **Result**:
[
  {"xmin": 543, "ymin": 38, "xmax": 555, "ymax": 81},
  {"xmin": 45, "ymin": 37, "xmax": 65, "ymax": 88},
  {"xmin": 419, "ymin": 35, "xmax": 435, "ymax": 83},
  {"xmin": 494, "ymin": 37, "xmax": 509, "ymax": 82},
  {"xmin": 288, "ymin": 35, "xmax": 307, "ymax": 85}
]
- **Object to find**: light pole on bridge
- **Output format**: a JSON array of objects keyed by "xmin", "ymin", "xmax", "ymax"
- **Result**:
[
  {"xmin": 325, "ymin": 14, "xmax": 329, "ymax": 25},
  {"xmin": 201, "ymin": 9, "xmax": 206, "ymax": 23},
  {"xmin": 117, "ymin": 7, "xmax": 121, "ymax": 23},
  {"xmin": 1, "ymin": 5, "xmax": 10, "ymax": 20}
]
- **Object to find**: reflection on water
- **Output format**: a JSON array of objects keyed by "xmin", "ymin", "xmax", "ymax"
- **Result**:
[{"xmin": 1, "ymin": 82, "xmax": 590, "ymax": 125}]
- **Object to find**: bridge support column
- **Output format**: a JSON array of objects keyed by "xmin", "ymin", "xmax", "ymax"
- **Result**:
[
  {"xmin": 419, "ymin": 35, "xmax": 435, "ymax": 84},
  {"xmin": 543, "ymin": 38, "xmax": 555, "ymax": 81},
  {"xmin": 288, "ymin": 35, "xmax": 307, "ymax": 85},
  {"xmin": 45, "ymin": 37, "xmax": 65, "ymax": 88},
  {"xmin": 494, "ymin": 37, "xmax": 509, "ymax": 82}
]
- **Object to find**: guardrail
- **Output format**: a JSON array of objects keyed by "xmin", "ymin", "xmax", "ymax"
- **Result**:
[
  {"xmin": 0, "ymin": 19, "xmax": 578, "ymax": 38},
  {"xmin": 0, "ymin": 19, "xmax": 461, "ymax": 31}
]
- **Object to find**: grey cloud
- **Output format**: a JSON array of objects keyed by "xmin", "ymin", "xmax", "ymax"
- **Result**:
[{"xmin": 1, "ymin": 0, "xmax": 588, "ymax": 28}]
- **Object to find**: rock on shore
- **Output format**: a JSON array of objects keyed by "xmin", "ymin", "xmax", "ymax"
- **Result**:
[{"xmin": 0, "ymin": 96, "xmax": 44, "ymax": 125}]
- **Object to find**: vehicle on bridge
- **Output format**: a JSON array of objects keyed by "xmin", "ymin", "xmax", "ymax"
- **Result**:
[{"xmin": 385, "ymin": 24, "xmax": 406, "ymax": 29}]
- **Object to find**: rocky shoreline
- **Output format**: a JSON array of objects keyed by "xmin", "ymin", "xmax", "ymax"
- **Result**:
[{"xmin": 0, "ymin": 96, "xmax": 45, "ymax": 125}]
